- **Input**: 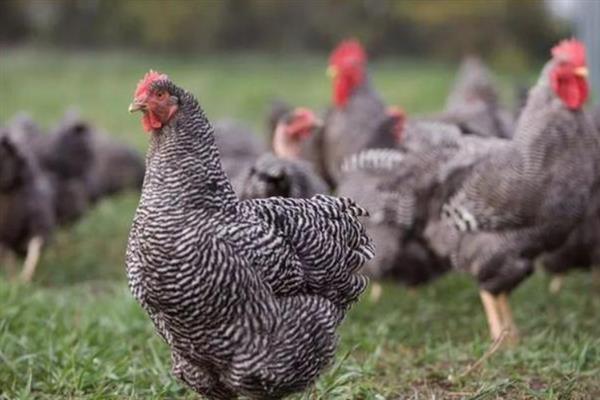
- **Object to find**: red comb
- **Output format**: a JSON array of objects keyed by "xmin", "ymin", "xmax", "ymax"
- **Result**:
[
  {"xmin": 552, "ymin": 38, "xmax": 586, "ymax": 66},
  {"xmin": 134, "ymin": 70, "xmax": 168, "ymax": 98},
  {"xmin": 329, "ymin": 39, "xmax": 367, "ymax": 66}
]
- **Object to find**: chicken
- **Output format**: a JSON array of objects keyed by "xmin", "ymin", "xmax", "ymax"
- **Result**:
[
  {"xmin": 429, "ymin": 56, "xmax": 514, "ymax": 139},
  {"xmin": 338, "ymin": 117, "xmax": 503, "ymax": 296},
  {"xmin": 240, "ymin": 107, "xmax": 329, "ymax": 200},
  {"xmin": 0, "ymin": 128, "xmax": 54, "ymax": 282},
  {"xmin": 43, "ymin": 112, "xmax": 96, "ymax": 224},
  {"xmin": 321, "ymin": 39, "xmax": 391, "ymax": 187},
  {"xmin": 338, "ymin": 148, "xmax": 447, "ymax": 287},
  {"xmin": 539, "ymin": 107, "xmax": 600, "ymax": 292},
  {"xmin": 9, "ymin": 112, "xmax": 96, "ymax": 226},
  {"xmin": 428, "ymin": 39, "xmax": 599, "ymax": 342},
  {"xmin": 126, "ymin": 71, "xmax": 372, "ymax": 399}
]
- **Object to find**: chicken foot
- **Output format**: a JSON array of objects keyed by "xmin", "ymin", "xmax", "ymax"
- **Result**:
[
  {"xmin": 549, "ymin": 274, "xmax": 565, "ymax": 294},
  {"xmin": 19, "ymin": 236, "xmax": 44, "ymax": 283},
  {"xmin": 369, "ymin": 282, "xmax": 383, "ymax": 303},
  {"xmin": 479, "ymin": 290, "xmax": 518, "ymax": 344}
]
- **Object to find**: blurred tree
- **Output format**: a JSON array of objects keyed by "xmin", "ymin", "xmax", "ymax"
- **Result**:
[
  {"xmin": 0, "ymin": 0, "xmax": 29, "ymax": 43},
  {"xmin": 0, "ymin": 0, "xmax": 568, "ymax": 66}
]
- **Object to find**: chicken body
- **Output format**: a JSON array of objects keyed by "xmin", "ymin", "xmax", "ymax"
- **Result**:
[
  {"xmin": 429, "ymin": 56, "xmax": 514, "ymax": 139},
  {"xmin": 540, "ymin": 186, "xmax": 600, "ymax": 277},
  {"xmin": 431, "ymin": 51, "xmax": 599, "ymax": 340},
  {"xmin": 239, "ymin": 153, "xmax": 328, "ymax": 200},
  {"xmin": 539, "ymin": 110, "xmax": 600, "ymax": 281},
  {"xmin": 0, "ymin": 129, "xmax": 54, "ymax": 281},
  {"xmin": 85, "ymin": 130, "xmax": 145, "ymax": 202},
  {"xmin": 338, "ymin": 121, "xmax": 505, "ymax": 285},
  {"xmin": 126, "ymin": 77, "xmax": 372, "ymax": 399},
  {"xmin": 322, "ymin": 81, "xmax": 388, "ymax": 186}
]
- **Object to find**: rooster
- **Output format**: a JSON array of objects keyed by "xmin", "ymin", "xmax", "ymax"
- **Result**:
[
  {"xmin": 126, "ymin": 71, "xmax": 373, "ymax": 399},
  {"xmin": 430, "ymin": 39, "xmax": 599, "ymax": 342},
  {"xmin": 321, "ymin": 39, "xmax": 391, "ymax": 187}
]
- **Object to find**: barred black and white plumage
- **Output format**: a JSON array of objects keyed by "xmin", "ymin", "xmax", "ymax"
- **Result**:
[
  {"xmin": 337, "ymin": 140, "xmax": 452, "ymax": 284},
  {"xmin": 341, "ymin": 148, "xmax": 405, "ymax": 174},
  {"xmin": 126, "ymin": 74, "xmax": 372, "ymax": 399},
  {"xmin": 433, "ymin": 41, "xmax": 599, "ymax": 319}
]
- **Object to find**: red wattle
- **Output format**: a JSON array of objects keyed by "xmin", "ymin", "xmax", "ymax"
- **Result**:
[
  {"xmin": 333, "ymin": 77, "xmax": 351, "ymax": 106},
  {"xmin": 141, "ymin": 111, "xmax": 163, "ymax": 132},
  {"xmin": 551, "ymin": 71, "xmax": 588, "ymax": 110}
]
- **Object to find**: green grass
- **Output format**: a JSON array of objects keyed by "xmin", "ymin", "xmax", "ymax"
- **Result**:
[{"xmin": 1, "ymin": 48, "xmax": 599, "ymax": 399}]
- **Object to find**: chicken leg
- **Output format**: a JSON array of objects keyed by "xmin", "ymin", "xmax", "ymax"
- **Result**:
[
  {"xmin": 479, "ymin": 290, "xmax": 518, "ymax": 343},
  {"xmin": 19, "ymin": 236, "xmax": 44, "ymax": 283},
  {"xmin": 479, "ymin": 290, "xmax": 504, "ymax": 341},
  {"xmin": 497, "ymin": 293, "xmax": 518, "ymax": 342},
  {"xmin": 549, "ymin": 274, "xmax": 564, "ymax": 294},
  {"xmin": 369, "ymin": 282, "xmax": 383, "ymax": 303}
]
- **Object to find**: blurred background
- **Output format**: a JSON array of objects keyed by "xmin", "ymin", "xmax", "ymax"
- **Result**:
[
  {"xmin": 1, "ymin": 1, "xmax": 599, "ymax": 398},
  {"xmin": 0, "ymin": 0, "xmax": 591, "ymax": 66}
]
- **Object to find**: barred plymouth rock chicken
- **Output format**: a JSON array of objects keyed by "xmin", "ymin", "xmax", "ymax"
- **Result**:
[
  {"xmin": 0, "ymin": 128, "xmax": 54, "ymax": 282},
  {"xmin": 428, "ymin": 39, "xmax": 599, "ymax": 342},
  {"xmin": 126, "ymin": 71, "xmax": 372, "ymax": 399},
  {"xmin": 321, "ymin": 39, "xmax": 391, "ymax": 186},
  {"xmin": 240, "ymin": 108, "xmax": 329, "ymax": 200}
]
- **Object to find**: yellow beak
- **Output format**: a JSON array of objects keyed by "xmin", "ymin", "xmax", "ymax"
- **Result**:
[
  {"xmin": 326, "ymin": 65, "xmax": 338, "ymax": 79},
  {"xmin": 574, "ymin": 66, "xmax": 588, "ymax": 78},
  {"xmin": 128, "ymin": 99, "xmax": 145, "ymax": 113}
]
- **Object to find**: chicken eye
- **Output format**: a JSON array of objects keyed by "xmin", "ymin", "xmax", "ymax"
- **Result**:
[{"xmin": 156, "ymin": 91, "xmax": 165, "ymax": 99}]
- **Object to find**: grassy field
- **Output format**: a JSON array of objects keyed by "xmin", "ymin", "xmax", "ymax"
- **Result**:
[{"xmin": 1, "ymin": 49, "xmax": 599, "ymax": 399}]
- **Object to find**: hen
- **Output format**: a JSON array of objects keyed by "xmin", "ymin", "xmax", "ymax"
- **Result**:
[
  {"xmin": 0, "ymin": 128, "xmax": 54, "ymax": 282},
  {"xmin": 431, "ymin": 39, "xmax": 599, "ymax": 341},
  {"xmin": 338, "ymin": 118, "xmax": 504, "ymax": 296},
  {"xmin": 126, "ymin": 71, "xmax": 372, "ymax": 399},
  {"xmin": 433, "ymin": 56, "xmax": 515, "ymax": 139}
]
